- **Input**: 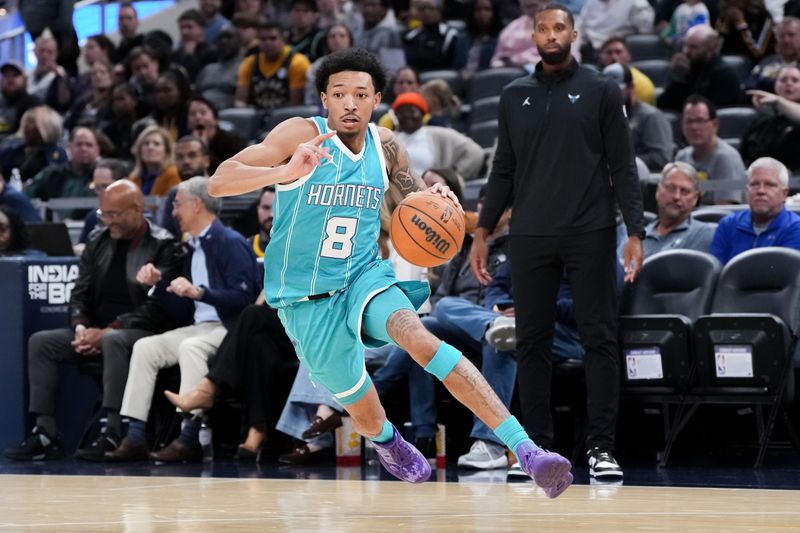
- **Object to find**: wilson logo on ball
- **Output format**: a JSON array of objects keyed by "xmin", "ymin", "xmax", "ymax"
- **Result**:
[{"xmin": 410, "ymin": 214, "xmax": 451, "ymax": 254}]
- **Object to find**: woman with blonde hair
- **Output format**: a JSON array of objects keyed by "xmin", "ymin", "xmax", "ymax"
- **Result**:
[
  {"xmin": 129, "ymin": 125, "xmax": 180, "ymax": 196},
  {"xmin": 0, "ymin": 105, "xmax": 67, "ymax": 182}
]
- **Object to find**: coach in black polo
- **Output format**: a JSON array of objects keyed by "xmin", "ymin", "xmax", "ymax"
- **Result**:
[{"xmin": 469, "ymin": 3, "xmax": 644, "ymax": 480}]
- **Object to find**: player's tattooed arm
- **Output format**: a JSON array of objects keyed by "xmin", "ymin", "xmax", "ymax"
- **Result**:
[{"xmin": 380, "ymin": 129, "xmax": 426, "ymax": 197}]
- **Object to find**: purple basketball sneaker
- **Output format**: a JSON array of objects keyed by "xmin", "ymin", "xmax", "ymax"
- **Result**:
[
  {"xmin": 371, "ymin": 426, "xmax": 432, "ymax": 483},
  {"xmin": 516, "ymin": 441, "xmax": 573, "ymax": 499}
]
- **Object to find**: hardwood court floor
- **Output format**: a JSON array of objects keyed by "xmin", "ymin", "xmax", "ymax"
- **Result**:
[{"xmin": 1, "ymin": 474, "xmax": 799, "ymax": 532}]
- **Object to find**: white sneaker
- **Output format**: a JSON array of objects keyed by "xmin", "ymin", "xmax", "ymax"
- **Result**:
[
  {"xmin": 457, "ymin": 440, "xmax": 508, "ymax": 470},
  {"xmin": 587, "ymin": 447, "xmax": 624, "ymax": 478},
  {"xmin": 485, "ymin": 316, "xmax": 516, "ymax": 352}
]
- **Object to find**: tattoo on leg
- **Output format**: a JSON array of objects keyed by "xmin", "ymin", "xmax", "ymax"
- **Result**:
[
  {"xmin": 386, "ymin": 309, "xmax": 423, "ymax": 346},
  {"xmin": 448, "ymin": 358, "xmax": 510, "ymax": 427}
]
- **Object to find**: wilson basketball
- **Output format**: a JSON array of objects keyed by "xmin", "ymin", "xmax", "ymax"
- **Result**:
[{"xmin": 390, "ymin": 193, "xmax": 465, "ymax": 267}]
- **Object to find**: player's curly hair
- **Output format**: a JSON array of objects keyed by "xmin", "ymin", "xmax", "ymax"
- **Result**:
[{"xmin": 315, "ymin": 48, "xmax": 387, "ymax": 96}]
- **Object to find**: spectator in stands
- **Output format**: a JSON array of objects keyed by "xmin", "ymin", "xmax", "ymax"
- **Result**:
[
  {"xmin": 377, "ymin": 67, "xmax": 424, "ymax": 130},
  {"xmin": 128, "ymin": 47, "xmax": 162, "ymax": 112},
  {"xmin": 187, "ymin": 96, "xmax": 247, "ymax": 173},
  {"xmin": 305, "ymin": 24, "xmax": 354, "ymax": 106},
  {"xmin": 113, "ymin": 2, "xmax": 145, "ymax": 64},
  {"xmin": 100, "ymin": 83, "xmax": 144, "ymax": 162},
  {"xmin": 603, "ymin": 63, "xmax": 674, "ymax": 171},
  {"xmin": 246, "ymin": 186, "xmax": 273, "ymax": 258},
  {"xmin": 745, "ymin": 17, "xmax": 800, "ymax": 93},
  {"xmin": 392, "ymin": 92, "xmax": 485, "ymax": 180},
  {"xmin": 675, "ymin": 95, "xmax": 746, "ymax": 204},
  {"xmin": 75, "ymin": 35, "xmax": 116, "ymax": 95},
  {"xmin": 140, "ymin": 70, "xmax": 193, "ymax": 142},
  {"xmin": 288, "ymin": 0, "xmax": 325, "ymax": 62},
  {"xmin": 232, "ymin": 12, "xmax": 261, "ymax": 57},
  {"xmin": 492, "ymin": 0, "xmax": 581, "ymax": 69},
  {"xmin": 0, "ymin": 105, "xmax": 66, "ymax": 184},
  {"xmin": 64, "ymin": 60, "xmax": 114, "ymax": 131},
  {"xmin": 598, "ymin": 37, "xmax": 657, "ymax": 105},
  {"xmin": 659, "ymin": 0, "xmax": 710, "ymax": 50},
  {"xmin": 403, "ymin": 0, "xmax": 459, "ymax": 71},
  {"xmin": 741, "ymin": 65, "xmax": 800, "ymax": 170},
  {"xmin": 710, "ymin": 157, "xmax": 800, "ymax": 264},
  {"xmin": 356, "ymin": 0, "xmax": 404, "ymax": 63},
  {"xmin": 3, "ymin": 180, "xmax": 186, "ymax": 461},
  {"xmin": 643, "ymin": 162, "xmax": 716, "ymax": 255},
  {"xmin": 421, "ymin": 79, "xmax": 461, "ymax": 128},
  {"xmin": 25, "ymin": 126, "xmax": 99, "ymax": 202},
  {"xmin": 453, "ymin": 0, "xmax": 501, "ymax": 80},
  {"xmin": 129, "ymin": 125, "xmax": 181, "ymax": 197},
  {"xmin": 0, "ymin": 171, "xmax": 42, "ymax": 222},
  {"xmin": 195, "ymin": 27, "xmax": 246, "ymax": 111},
  {"xmin": 716, "ymin": 0, "xmax": 775, "ymax": 63},
  {"xmin": 75, "ymin": 158, "xmax": 129, "ymax": 255},
  {"xmin": 658, "ymin": 25, "xmax": 744, "ymax": 110},
  {"xmin": 20, "ymin": 0, "xmax": 79, "ymax": 77},
  {"xmin": 171, "ymin": 9, "xmax": 218, "ymax": 83},
  {"xmin": 159, "ymin": 135, "xmax": 213, "ymax": 238},
  {"xmin": 0, "ymin": 205, "xmax": 43, "ymax": 256},
  {"xmin": 316, "ymin": 0, "xmax": 363, "ymax": 33},
  {"xmin": 0, "ymin": 61, "xmax": 42, "ymax": 141},
  {"xmin": 28, "ymin": 30, "xmax": 70, "ymax": 110},
  {"xmin": 655, "ymin": 0, "xmax": 718, "ymax": 36},
  {"xmin": 577, "ymin": 0, "xmax": 655, "ymax": 62},
  {"xmin": 107, "ymin": 177, "xmax": 260, "ymax": 462},
  {"xmin": 200, "ymin": 0, "xmax": 231, "ymax": 42},
  {"xmin": 235, "ymin": 21, "xmax": 311, "ymax": 114},
  {"xmin": 236, "ymin": 0, "xmax": 265, "ymax": 17}
]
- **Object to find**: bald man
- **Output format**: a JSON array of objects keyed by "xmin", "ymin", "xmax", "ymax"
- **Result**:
[
  {"xmin": 4, "ymin": 180, "xmax": 187, "ymax": 462},
  {"xmin": 658, "ymin": 25, "xmax": 743, "ymax": 111}
]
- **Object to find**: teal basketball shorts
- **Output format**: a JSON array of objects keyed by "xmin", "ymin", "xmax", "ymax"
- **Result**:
[{"xmin": 277, "ymin": 259, "xmax": 430, "ymax": 406}]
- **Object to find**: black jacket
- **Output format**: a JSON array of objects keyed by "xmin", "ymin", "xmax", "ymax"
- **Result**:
[
  {"xmin": 70, "ymin": 220, "xmax": 187, "ymax": 331},
  {"xmin": 657, "ymin": 55, "xmax": 743, "ymax": 111},
  {"xmin": 479, "ymin": 60, "xmax": 644, "ymax": 238}
]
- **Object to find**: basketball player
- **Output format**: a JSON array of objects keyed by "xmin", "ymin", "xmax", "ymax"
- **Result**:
[{"xmin": 210, "ymin": 48, "xmax": 573, "ymax": 497}]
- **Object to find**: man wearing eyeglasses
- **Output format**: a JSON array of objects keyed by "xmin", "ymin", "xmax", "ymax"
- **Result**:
[
  {"xmin": 4, "ymin": 180, "xmax": 187, "ymax": 462},
  {"xmin": 643, "ymin": 161, "xmax": 716, "ymax": 257},
  {"xmin": 675, "ymin": 94, "xmax": 746, "ymax": 205},
  {"xmin": 710, "ymin": 157, "xmax": 800, "ymax": 264}
]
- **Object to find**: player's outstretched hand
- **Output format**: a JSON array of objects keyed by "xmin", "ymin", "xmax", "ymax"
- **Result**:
[
  {"xmin": 284, "ymin": 130, "xmax": 337, "ymax": 180},
  {"xmin": 425, "ymin": 182, "xmax": 464, "ymax": 213}
]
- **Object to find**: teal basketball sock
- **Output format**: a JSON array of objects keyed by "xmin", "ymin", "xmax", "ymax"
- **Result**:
[
  {"xmin": 494, "ymin": 416, "xmax": 538, "ymax": 463},
  {"xmin": 369, "ymin": 420, "xmax": 395, "ymax": 443}
]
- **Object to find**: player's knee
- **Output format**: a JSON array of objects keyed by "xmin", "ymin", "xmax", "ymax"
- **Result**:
[{"xmin": 423, "ymin": 341, "xmax": 462, "ymax": 381}]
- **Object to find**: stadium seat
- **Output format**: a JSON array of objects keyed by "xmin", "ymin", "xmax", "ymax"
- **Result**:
[
  {"xmin": 264, "ymin": 104, "xmax": 321, "ymax": 132},
  {"xmin": 631, "ymin": 59, "xmax": 670, "ymax": 88},
  {"xmin": 626, "ymin": 34, "xmax": 671, "ymax": 61},
  {"xmin": 468, "ymin": 119, "xmax": 498, "ymax": 148},
  {"xmin": 218, "ymin": 107, "xmax": 262, "ymax": 143},
  {"xmin": 716, "ymin": 107, "xmax": 757, "ymax": 150},
  {"xmin": 467, "ymin": 67, "xmax": 527, "ymax": 104},
  {"xmin": 419, "ymin": 69, "xmax": 463, "ymax": 98},
  {"xmin": 721, "ymin": 55, "xmax": 752, "ymax": 85},
  {"xmin": 677, "ymin": 248, "xmax": 800, "ymax": 467},
  {"xmin": 469, "ymin": 96, "xmax": 501, "ymax": 125},
  {"xmin": 692, "ymin": 206, "xmax": 742, "ymax": 223}
]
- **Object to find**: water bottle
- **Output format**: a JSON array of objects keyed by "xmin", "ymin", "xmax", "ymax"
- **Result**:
[
  {"xmin": 199, "ymin": 419, "xmax": 213, "ymax": 462},
  {"xmin": 9, "ymin": 168, "xmax": 22, "ymax": 191}
]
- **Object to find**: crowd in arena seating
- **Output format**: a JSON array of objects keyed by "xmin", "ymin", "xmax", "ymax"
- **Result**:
[{"xmin": 2, "ymin": 0, "xmax": 800, "ymax": 477}]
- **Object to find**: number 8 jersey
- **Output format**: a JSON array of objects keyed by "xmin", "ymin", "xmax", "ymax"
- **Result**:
[{"xmin": 264, "ymin": 116, "xmax": 389, "ymax": 308}]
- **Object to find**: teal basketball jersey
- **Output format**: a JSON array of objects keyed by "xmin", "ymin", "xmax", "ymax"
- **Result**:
[{"xmin": 264, "ymin": 116, "xmax": 389, "ymax": 308}]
